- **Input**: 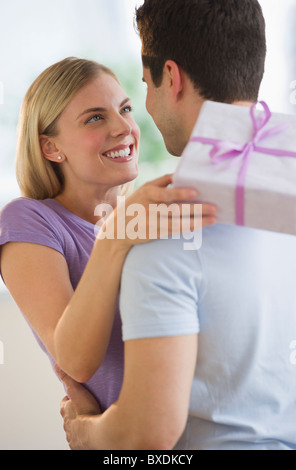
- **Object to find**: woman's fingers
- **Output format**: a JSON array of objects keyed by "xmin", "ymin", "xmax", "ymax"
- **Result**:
[
  {"xmin": 166, "ymin": 201, "xmax": 216, "ymax": 217},
  {"xmin": 146, "ymin": 173, "xmax": 174, "ymax": 187},
  {"xmin": 151, "ymin": 201, "xmax": 217, "ymax": 222},
  {"xmin": 202, "ymin": 203, "xmax": 217, "ymax": 216},
  {"xmin": 201, "ymin": 215, "xmax": 217, "ymax": 227},
  {"xmin": 55, "ymin": 364, "xmax": 101, "ymax": 415},
  {"xmin": 142, "ymin": 184, "xmax": 199, "ymax": 204},
  {"xmin": 154, "ymin": 202, "xmax": 217, "ymax": 236},
  {"xmin": 141, "ymin": 174, "xmax": 200, "ymax": 203}
]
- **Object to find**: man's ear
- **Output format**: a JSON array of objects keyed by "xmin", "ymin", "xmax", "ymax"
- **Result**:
[
  {"xmin": 39, "ymin": 135, "xmax": 64, "ymax": 162},
  {"xmin": 163, "ymin": 60, "xmax": 184, "ymax": 102}
]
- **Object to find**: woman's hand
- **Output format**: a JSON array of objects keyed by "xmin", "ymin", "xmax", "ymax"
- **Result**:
[
  {"xmin": 98, "ymin": 174, "xmax": 217, "ymax": 248},
  {"xmin": 57, "ymin": 366, "xmax": 101, "ymax": 450}
]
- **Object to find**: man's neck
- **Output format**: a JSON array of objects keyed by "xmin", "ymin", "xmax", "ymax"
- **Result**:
[{"xmin": 232, "ymin": 100, "xmax": 254, "ymax": 107}]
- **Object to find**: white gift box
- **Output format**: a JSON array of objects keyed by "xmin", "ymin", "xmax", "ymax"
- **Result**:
[{"xmin": 173, "ymin": 100, "xmax": 296, "ymax": 236}]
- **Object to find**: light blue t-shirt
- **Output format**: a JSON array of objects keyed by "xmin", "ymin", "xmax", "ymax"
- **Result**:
[{"xmin": 120, "ymin": 224, "xmax": 296, "ymax": 450}]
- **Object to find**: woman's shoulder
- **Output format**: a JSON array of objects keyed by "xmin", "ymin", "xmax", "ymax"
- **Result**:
[
  {"xmin": 0, "ymin": 196, "xmax": 64, "ymax": 237},
  {"xmin": 0, "ymin": 197, "xmax": 66, "ymax": 252},
  {"xmin": 0, "ymin": 197, "xmax": 67, "ymax": 225},
  {"xmin": 1, "ymin": 196, "xmax": 50, "ymax": 217}
]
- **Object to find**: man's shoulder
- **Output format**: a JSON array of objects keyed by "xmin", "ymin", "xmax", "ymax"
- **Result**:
[
  {"xmin": 125, "ymin": 236, "xmax": 186, "ymax": 261},
  {"xmin": 120, "ymin": 237, "xmax": 201, "ymax": 341},
  {"xmin": 123, "ymin": 235, "xmax": 201, "ymax": 277}
]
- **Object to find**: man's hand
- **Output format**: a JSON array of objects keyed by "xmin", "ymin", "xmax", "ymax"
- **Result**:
[{"xmin": 57, "ymin": 367, "xmax": 101, "ymax": 450}]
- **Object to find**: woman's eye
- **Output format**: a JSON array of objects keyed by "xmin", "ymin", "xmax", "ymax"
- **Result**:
[{"xmin": 86, "ymin": 114, "xmax": 102, "ymax": 124}]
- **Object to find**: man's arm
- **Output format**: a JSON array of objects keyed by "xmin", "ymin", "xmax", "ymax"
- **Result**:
[{"xmin": 60, "ymin": 334, "xmax": 197, "ymax": 450}]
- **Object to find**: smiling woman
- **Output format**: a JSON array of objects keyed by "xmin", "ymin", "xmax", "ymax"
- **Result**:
[
  {"xmin": 37, "ymin": 67, "xmax": 140, "ymax": 221},
  {"xmin": 16, "ymin": 58, "xmax": 139, "ymax": 205},
  {"xmin": 0, "ymin": 56, "xmax": 212, "ymax": 438}
]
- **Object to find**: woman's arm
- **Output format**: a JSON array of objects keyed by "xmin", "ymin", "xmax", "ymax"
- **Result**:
[
  {"xmin": 54, "ymin": 236, "xmax": 128, "ymax": 381},
  {"xmin": 1, "ymin": 175, "xmax": 215, "ymax": 382},
  {"xmin": 1, "ymin": 239, "xmax": 123, "ymax": 382}
]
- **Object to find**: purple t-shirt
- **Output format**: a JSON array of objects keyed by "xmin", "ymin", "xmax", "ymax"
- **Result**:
[{"xmin": 0, "ymin": 197, "xmax": 123, "ymax": 412}]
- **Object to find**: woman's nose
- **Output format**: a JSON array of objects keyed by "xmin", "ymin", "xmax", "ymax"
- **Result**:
[{"xmin": 110, "ymin": 114, "xmax": 132, "ymax": 137}]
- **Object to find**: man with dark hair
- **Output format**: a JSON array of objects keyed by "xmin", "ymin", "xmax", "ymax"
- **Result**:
[
  {"xmin": 59, "ymin": 0, "xmax": 296, "ymax": 450},
  {"xmin": 137, "ymin": 0, "xmax": 266, "ymax": 103},
  {"xmin": 136, "ymin": 0, "xmax": 266, "ymax": 157}
]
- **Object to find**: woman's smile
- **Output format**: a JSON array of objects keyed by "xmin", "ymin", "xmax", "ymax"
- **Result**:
[{"xmin": 103, "ymin": 144, "xmax": 134, "ymax": 162}]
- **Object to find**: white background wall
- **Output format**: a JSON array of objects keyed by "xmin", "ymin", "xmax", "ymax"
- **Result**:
[
  {"xmin": 0, "ymin": 295, "xmax": 68, "ymax": 450},
  {"xmin": 0, "ymin": 0, "xmax": 296, "ymax": 450}
]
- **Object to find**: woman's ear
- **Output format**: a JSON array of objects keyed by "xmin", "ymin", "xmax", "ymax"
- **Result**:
[{"xmin": 39, "ymin": 135, "xmax": 64, "ymax": 162}]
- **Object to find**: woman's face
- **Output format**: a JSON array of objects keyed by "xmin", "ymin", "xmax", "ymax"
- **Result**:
[{"xmin": 53, "ymin": 73, "xmax": 140, "ymax": 191}]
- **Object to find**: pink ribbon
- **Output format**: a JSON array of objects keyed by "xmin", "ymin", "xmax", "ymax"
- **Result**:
[{"xmin": 190, "ymin": 101, "xmax": 296, "ymax": 226}]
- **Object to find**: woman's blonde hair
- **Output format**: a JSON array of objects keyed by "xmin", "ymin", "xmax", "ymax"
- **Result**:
[{"xmin": 16, "ymin": 57, "xmax": 124, "ymax": 200}]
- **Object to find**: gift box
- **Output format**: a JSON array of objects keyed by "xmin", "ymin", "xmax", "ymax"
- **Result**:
[{"xmin": 173, "ymin": 100, "xmax": 296, "ymax": 236}]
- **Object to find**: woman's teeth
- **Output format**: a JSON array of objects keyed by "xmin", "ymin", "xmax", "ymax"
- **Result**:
[{"xmin": 105, "ymin": 147, "xmax": 131, "ymax": 159}]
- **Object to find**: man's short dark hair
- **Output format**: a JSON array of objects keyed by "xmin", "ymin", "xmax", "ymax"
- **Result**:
[{"xmin": 135, "ymin": 0, "xmax": 266, "ymax": 103}]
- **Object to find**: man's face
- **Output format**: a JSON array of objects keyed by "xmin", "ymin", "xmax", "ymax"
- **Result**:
[
  {"xmin": 142, "ymin": 65, "xmax": 187, "ymax": 157},
  {"xmin": 142, "ymin": 66, "xmax": 165, "ymax": 138}
]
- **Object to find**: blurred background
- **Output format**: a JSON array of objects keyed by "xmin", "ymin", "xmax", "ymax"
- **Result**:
[{"xmin": 0, "ymin": 0, "xmax": 296, "ymax": 450}]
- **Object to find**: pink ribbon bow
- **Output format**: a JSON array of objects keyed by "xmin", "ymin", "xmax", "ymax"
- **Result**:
[{"xmin": 190, "ymin": 101, "xmax": 296, "ymax": 226}]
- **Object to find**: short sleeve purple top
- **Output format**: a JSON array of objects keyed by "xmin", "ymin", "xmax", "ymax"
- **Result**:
[{"xmin": 0, "ymin": 197, "xmax": 123, "ymax": 412}]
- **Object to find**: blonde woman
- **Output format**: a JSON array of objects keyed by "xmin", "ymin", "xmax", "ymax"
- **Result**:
[{"xmin": 0, "ymin": 57, "xmax": 216, "ymax": 413}]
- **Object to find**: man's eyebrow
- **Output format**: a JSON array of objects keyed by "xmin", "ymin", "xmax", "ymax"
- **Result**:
[{"xmin": 76, "ymin": 97, "xmax": 131, "ymax": 120}]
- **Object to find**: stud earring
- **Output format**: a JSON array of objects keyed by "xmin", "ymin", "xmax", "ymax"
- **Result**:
[{"xmin": 57, "ymin": 156, "xmax": 62, "ymax": 161}]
